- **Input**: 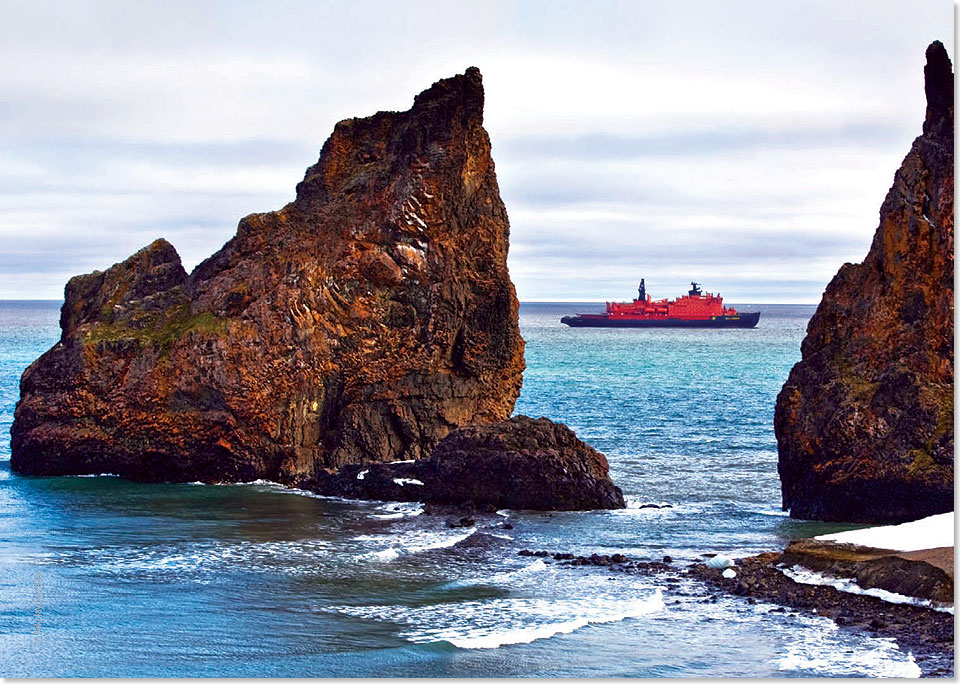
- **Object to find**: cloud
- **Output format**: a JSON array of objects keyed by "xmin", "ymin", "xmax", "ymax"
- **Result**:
[{"xmin": 0, "ymin": 0, "xmax": 952, "ymax": 301}]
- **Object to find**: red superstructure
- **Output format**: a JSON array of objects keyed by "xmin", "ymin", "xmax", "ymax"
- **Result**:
[
  {"xmin": 605, "ymin": 281, "xmax": 737, "ymax": 321},
  {"xmin": 560, "ymin": 280, "xmax": 760, "ymax": 328}
]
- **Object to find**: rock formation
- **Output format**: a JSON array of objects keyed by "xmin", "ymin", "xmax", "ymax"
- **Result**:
[
  {"xmin": 775, "ymin": 42, "xmax": 954, "ymax": 524},
  {"xmin": 11, "ymin": 68, "xmax": 528, "ymax": 486},
  {"xmin": 308, "ymin": 416, "xmax": 625, "ymax": 510},
  {"xmin": 779, "ymin": 539, "xmax": 953, "ymax": 605}
]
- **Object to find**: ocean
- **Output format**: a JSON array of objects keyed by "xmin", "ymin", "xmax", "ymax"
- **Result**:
[{"xmin": 0, "ymin": 301, "xmax": 924, "ymax": 677}]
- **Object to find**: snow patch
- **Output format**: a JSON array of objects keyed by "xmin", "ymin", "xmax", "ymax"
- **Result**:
[{"xmin": 815, "ymin": 512, "xmax": 953, "ymax": 552}]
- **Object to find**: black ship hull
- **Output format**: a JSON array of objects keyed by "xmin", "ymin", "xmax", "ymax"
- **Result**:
[{"xmin": 560, "ymin": 311, "xmax": 761, "ymax": 328}]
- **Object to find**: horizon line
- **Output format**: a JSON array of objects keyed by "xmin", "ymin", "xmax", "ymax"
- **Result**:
[{"xmin": 0, "ymin": 298, "xmax": 821, "ymax": 306}]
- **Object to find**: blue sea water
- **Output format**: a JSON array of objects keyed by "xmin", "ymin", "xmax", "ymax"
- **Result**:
[{"xmin": 0, "ymin": 301, "xmax": 924, "ymax": 677}]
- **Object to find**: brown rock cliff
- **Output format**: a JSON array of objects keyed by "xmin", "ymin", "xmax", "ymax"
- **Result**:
[
  {"xmin": 775, "ymin": 42, "xmax": 954, "ymax": 523},
  {"xmin": 11, "ymin": 68, "xmax": 526, "ymax": 484}
]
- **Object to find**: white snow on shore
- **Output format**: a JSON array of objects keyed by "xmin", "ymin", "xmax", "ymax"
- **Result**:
[{"xmin": 815, "ymin": 512, "xmax": 954, "ymax": 552}]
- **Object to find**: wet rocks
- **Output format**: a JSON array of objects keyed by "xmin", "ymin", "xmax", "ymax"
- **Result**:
[
  {"xmin": 517, "ymin": 550, "xmax": 630, "ymax": 566},
  {"xmin": 775, "ymin": 42, "xmax": 954, "ymax": 523},
  {"xmin": 11, "ymin": 68, "xmax": 525, "ymax": 483},
  {"xmin": 305, "ymin": 415, "xmax": 625, "ymax": 510},
  {"xmin": 779, "ymin": 539, "xmax": 954, "ymax": 604},
  {"xmin": 690, "ymin": 551, "xmax": 954, "ymax": 676},
  {"xmin": 406, "ymin": 415, "xmax": 625, "ymax": 510}
]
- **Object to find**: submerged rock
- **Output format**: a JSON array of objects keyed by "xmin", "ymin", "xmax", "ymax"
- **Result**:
[
  {"xmin": 306, "ymin": 416, "xmax": 626, "ymax": 510},
  {"xmin": 775, "ymin": 42, "xmax": 954, "ymax": 523},
  {"xmin": 11, "ymin": 68, "xmax": 525, "ymax": 483}
]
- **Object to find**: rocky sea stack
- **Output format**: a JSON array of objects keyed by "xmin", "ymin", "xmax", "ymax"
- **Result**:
[
  {"xmin": 775, "ymin": 42, "xmax": 954, "ymax": 524},
  {"xmin": 11, "ymin": 68, "xmax": 623, "ymax": 511}
]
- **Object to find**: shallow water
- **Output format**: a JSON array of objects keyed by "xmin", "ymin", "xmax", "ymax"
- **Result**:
[{"xmin": 0, "ymin": 301, "xmax": 923, "ymax": 677}]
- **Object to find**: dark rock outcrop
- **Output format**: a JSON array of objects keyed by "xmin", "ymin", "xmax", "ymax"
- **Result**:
[
  {"xmin": 11, "ymin": 68, "xmax": 527, "ymax": 484},
  {"xmin": 306, "ymin": 416, "xmax": 625, "ymax": 510},
  {"xmin": 775, "ymin": 42, "xmax": 954, "ymax": 523},
  {"xmin": 779, "ymin": 539, "xmax": 954, "ymax": 604}
]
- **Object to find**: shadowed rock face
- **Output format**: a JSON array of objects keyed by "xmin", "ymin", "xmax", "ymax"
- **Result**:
[
  {"xmin": 308, "ymin": 416, "xmax": 625, "ymax": 510},
  {"xmin": 775, "ymin": 42, "xmax": 954, "ymax": 524},
  {"xmin": 11, "ymin": 68, "xmax": 526, "ymax": 484}
]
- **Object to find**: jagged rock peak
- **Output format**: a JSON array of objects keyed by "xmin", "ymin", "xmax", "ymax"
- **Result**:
[
  {"xmin": 774, "ymin": 43, "xmax": 954, "ymax": 524},
  {"xmin": 924, "ymin": 40, "xmax": 953, "ymax": 138},
  {"xmin": 293, "ymin": 67, "xmax": 490, "ymax": 207},
  {"xmin": 412, "ymin": 66, "xmax": 484, "ymax": 112},
  {"xmin": 12, "ymin": 69, "xmax": 526, "ymax": 488}
]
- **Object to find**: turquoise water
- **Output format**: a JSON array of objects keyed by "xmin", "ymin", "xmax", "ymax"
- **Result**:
[{"xmin": 0, "ymin": 301, "xmax": 924, "ymax": 677}]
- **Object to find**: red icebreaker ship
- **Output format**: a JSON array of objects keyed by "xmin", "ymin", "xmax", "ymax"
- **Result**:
[{"xmin": 561, "ymin": 280, "xmax": 760, "ymax": 328}]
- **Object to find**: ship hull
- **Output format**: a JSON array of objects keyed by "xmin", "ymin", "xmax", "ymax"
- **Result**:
[{"xmin": 560, "ymin": 311, "xmax": 760, "ymax": 328}]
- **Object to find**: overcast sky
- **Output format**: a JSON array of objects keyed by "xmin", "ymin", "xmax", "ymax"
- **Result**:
[{"xmin": 0, "ymin": 0, "xmax": 952, "ymax": 302}]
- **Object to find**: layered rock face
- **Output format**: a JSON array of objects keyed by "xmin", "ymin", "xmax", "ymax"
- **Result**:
[
  {"xmin": 11, "ymin": 68, "xmax": 526, "ymax": 484},
  {"xmin": 309, "ymin": 416, "xmax": 625, "ymax": 510},
  {"xmin": 775, "ymin": 42, "xmax": 954, "ymax": 524}
]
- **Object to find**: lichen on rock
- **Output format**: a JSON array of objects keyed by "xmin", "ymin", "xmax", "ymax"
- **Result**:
[{"xmin": 775, "ymin": 41, "xmax": 954, "ymax": 524}]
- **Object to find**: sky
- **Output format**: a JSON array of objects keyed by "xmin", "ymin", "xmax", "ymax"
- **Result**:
[{"xmin": 0, "ymin": 0, "xmax": 953, "ymax": 302}]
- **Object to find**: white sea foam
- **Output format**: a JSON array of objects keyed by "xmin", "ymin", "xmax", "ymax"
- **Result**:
[
  {"xmin": 370, "ymin": 501, "xmax": 424, "ymax": 519},
  {"xmin": 35, "ymin": 538, "xmax": 333, "ymax": 578},
  {"xmin": 780, "ymin": 565, "xmax": 954, "ymax": 614},
  {"xmin": 392, "ymin": 478, "xmax": 423, "ymax": 486},
  {"xmin": 355, "ymin": 528, "xmax": 475, "ymax": 562},
  {"xmin": 660, "ymin": 581, "xmax": 924, "ymax": 677},
  {"xmin": 331, "ymin": 588, "xmax": 664, "ymax": 650},
  {"xmin": 755, "ymin": 508, "xmax": 790, "ymax": 517},
  {"xmin": 72, "ymin": 473, "xmax": 120, "ymax": 478},
  {"xmin": 610, "ymin": 496, "xmax": 679, "ymax": 517},
  {"xmin": 366, "ymin": 548, "xmax": 402, "ymax": 562},
  {"xmin": 230, "ymin": 479, "xmax": 375, "ymax": 505},
  {"xmin": 489, "ymin": 558, "xmax": 547, "ymax": 582},
  {"xmin": 742, "ymin": 503, "xmax": 790, "ymax": 517},
  {"xmin": 356, "ymin": 469, "xmax": 369, "ymax": 480},
  {"xmin": 444, "ymin": 615, "xmax": 597, "ymax": 649},
  {"xmin": 218, "ymin": 478, "xmax": 277, "ymax": 486},
  {"xmin": 441, "ymin": 558, "xmax": 546, "ymax": 590},
  {"xmin": 773, "ymin": 615, "xmax": 921, "ymax": 678}
]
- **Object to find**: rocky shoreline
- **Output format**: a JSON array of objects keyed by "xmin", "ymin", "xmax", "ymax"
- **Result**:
[
  {"xmin": 507, "ymin": 538, "xmax": 954, "ymax": 677},
  {"xmin": 688, "ymin": 554, "xmax": 954, "ymax": 677}
]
